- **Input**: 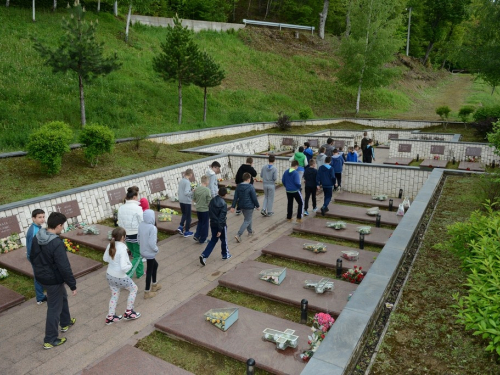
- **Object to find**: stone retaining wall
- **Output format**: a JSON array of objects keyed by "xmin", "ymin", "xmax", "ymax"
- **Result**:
[{"xmin": 130, "ymin": 15, "xmax": 246, "ymax": 32}]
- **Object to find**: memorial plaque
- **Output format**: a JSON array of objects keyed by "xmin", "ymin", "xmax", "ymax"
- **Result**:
[
  {"xmin": 0, "ymin": 215, "xmax": 21, "ymax": 239},
  {"xmin": 465, "ymin": 147, "xmax": 482, "ymax": 157},
  {"xmin": 107, "ymin": 187, "xmax": 126, "ymax": 206},
  {"xmin": 55, "ymin": 200, "xmax": 81, "ymax": 219},
  {"xmin": 388, "ymin": 133, "xmax": 399, "ymax": 139},
  {"xmin": 307, "ymin": 139, "xmax": 319, "ymax": 148},
  {"xmin": 398, "ymin": 144, "xmax": 412, "ymax": 153},
  {"xmin": 334, "ymin": 140, "xmax": 345, "ymax": 149},
  {"xmin": 148, "ymin": 177, "xmax": 166, "ymax": 194},
  {"xmin": 282, "ymin": 138, "xmax": 294, "ymax": 146},
  {"xmin": 430, "ymin": 145, "xmax": 445, "ymax": 155}
]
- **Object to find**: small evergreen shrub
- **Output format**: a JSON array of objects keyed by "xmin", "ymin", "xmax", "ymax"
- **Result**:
[
  {"xmin": 26, "ymin": 121, "xmax": 73, "ymax": 175},
  {"xmin": 276, "ymin": 111, "xmax": 291, "ymax": 131},
  {"xmin": 78, "ymin": 124, "xmax": 115, "ymax": 167},
  {"xmin": 458, "ymin": 106, "xmax": 475, "ymax": 123},
  {"xmin": 298, "ymin": 107, "xmax": 313, "ymax": 120},
  {"xmin": 435, "ymin": 105, "xmax": 451, "ymax": 121}
]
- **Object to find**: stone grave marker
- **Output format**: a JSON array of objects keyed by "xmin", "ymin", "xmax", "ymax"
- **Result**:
[
  {"xmin": 0, "ymin": 215, "xmax": 21, "ymax": 239},
  {"xmin": 465, "ymin": 147, "xmax": 482, "ymax": 157},
  {"xmin": 282, "ymin": 138, "xmax": 294, "ymax": 146},
  {"xmin": 334, "ymin": 192, "xmax": 403, "ymax": 209},
  {"xmin": 388, "ymin": 133, "xmax": 399, "ymax": 139},
  {"xmin": 398, "ymin": 144, "xmax": 412, "ymax": 153},
  {"xmin": 107, "ymin": 187, "xmax": 126, "ymax": 206},
  {"xmin": 55, "ymin": 200, "xmax": 81, "ymax": 219},
  {"xmin": 0, "ymin": 285, "xmax": 24, "ymax": 313},
  {"xmin": 307, "ymin": 139, "xmax": 319, "ymax": 148},
  {"xmin": 148, "ymin": 177, "xmax": 166, "ymax": 194},
  {"xmin": 334, "ymin": 140, "xmax": 345, "ymax": 149},
  {"xmin": 430, "ymin": 145, "xmax": 445, "ymax": 155}
]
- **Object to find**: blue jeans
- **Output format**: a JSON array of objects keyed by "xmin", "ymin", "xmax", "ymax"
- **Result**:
[
  {"xmin": 194, "ymin": 211, "xmax": 209, "ymax": 242},
  {"xmin": 323, "ymin": 187, "xmax": 333, "ymax": 209},
  {"xmin": 30, "ymin": 262, "xmax": 45, "ymax": 302},
  {"xmin": 202, "ymin": 225, "xmax": 229, "ymax": 259},
  {"xmin": 238, "ymin": 209, "xmax": 254, "ymax": 236},
  {"xmin": 180, "ymin": 203, "xmax": 192, "ymax": 232}
]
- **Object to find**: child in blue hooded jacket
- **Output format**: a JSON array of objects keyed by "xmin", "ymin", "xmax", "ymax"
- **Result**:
[
  {"xmin": 330, "ymin": 148, "xmax": 345, "ymax": 190},
  {"xmin": 282, "ymin": 160, "xmax": 303, "ymax": 223},
  {"xmin": 138, "ymin": 209, "xmax": 161, "ymax": 299},
  {"xmin": 317, "ymin": 156, "xmax": 336, "ymax": 216}
]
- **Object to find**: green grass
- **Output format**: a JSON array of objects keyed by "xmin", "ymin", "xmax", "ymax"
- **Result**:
[
  {"xmin": 71, "ymin": 244, "xmax": 107, "ymax": 264},
  {"xmin": 0, "ymin": 268, "xmax": 36, "ymax": 299}
]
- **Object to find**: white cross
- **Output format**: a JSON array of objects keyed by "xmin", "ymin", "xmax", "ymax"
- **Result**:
[
  {"xmin": 263, "ymin": 328, "xmax": 299, "ymax": 350},
  {"xmin": 304, "ymin": 278, "xmax": 335, "ymax": 294}
]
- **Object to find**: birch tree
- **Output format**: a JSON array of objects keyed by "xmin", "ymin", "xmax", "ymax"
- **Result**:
[
  {"xmin": 34, "ymin": 0, "xmax": 121, "ymax": 126},
  {"xmin": 318, "ymin": 0, "xmax": 329, "ymax": 39},
  {"xmin": 338, "ymin": 0, "xmax": 404, "ymax": 114},
  {"xmin": 194, "ymin": 52, "xmax": 225, "ymax": 122}
]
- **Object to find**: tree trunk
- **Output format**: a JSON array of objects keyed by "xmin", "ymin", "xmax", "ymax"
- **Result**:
[
  {"xmin": 125, "ymin": 3, "xmax": 132, "ymax": 42},
  {"xmin": 356, "ymin": 0, "xmax": 373, "ymax": 114},
  {"xmin": 113, "ymin": 1, "xmax": 118, "ymax": 16},
  {"xmin": 318, "ymin": 0, "xmax": 329, "ymax": 39},
  {"xmin": 6, "ymin": 0, "xmax": 9, "ymax": 7},
  {"xmin": 440, "ymin": 59, "xmax": 446, "ymax": 70},
  {"xmin": 356, "ymin": 76, "xmax": 363, "ymax": 114},
  {"xmin": 178, "ymin": 79, "xmax": 182, "ymax": 125},
  {"xmin": 79, "ymin": 74, "xmax": 86, "ymax": 127},
  {"xmin": 423, "ymin": 41, "xmax": 434, "ymax": 66},
  {"xmin": 492, "ymin": 86, "xmax": 496, "ymax": 95},
  {"xmin": 52, "ymin": 0, "xmax": 56, "ymax": 12},
  {"xmin": 345, "ymin": 0, "xmax": 352, "ymax": 38},
  {"xmin": 97, "ymin": 0, "xmax": 100, "ymax": 12},
  {"xmin": 265, "ymin": 0, "xmax": 272, "ymax": 19},
  {"xmin": 232, "ymin": 0, "xmax": 236, "ymax": 22},
  {"xmin": 247, "ymin": 0, "xmax": 252, "ymax": 16},
  {"xmin": 32, "ymin": 0, "xmax": 35, "ymax": 22},
  {"xmin": 203, "ymin": 87, "xmax": 208, "ymax": 122}
]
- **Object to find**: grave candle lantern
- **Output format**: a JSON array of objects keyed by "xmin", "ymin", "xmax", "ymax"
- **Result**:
[
  {"xmin": 156, "ymin": 198, "xmax": 161, "ymax": 211},
  {"xmin": 246, "ymin": 358, "xmax": 255, "ymax": 375},
  {"xmin": 336, "ymin": 258, "xmax": 343, "ymax": 278},
  {"xmin": 113, "ymin": 211, "xmax": 118, "ymax": 227},
  {"xmin": 376, "ymin": 213, "xmax": 381, "ymax": 228},
  {"xmin": 492, "ymin": 160, "xmax": 496, "ymax": 168},
  {"xmin": 452, "ymin": 157, "xmax": 456, "ymax": 165},
  {"xmin": 389, "ymin": 199, "xmax": 394, "ymax": 211},
  {"xmin": 416, "ymin": 154, "xmax": 419, "ymax": 162},
  {"xmin": 300, "ymin": 299, "xmax": 308, "ymax": 324},
  {"xmin": 398, "ymin": 189, "xmax": 403, "ymax": 199},
  {"xmin": 359, "ymin": 233, "xmax": 365, "ymax": 250}
]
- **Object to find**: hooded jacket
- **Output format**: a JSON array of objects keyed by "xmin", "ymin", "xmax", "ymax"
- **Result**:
[
  {"xmin": 260, "ymin": 164, "xmax": 277, "ymax": 186},
  {"xmin": 138, "ymin": 209, "xmax": 158, "ymax": 259},
  {"xmin": 304, "ymin": 148, "xmax": 313, "ymax": 163},
  {"xmin": 316, "ymin": 164, "xmax": 336, "ymax": 188},
  {"xmin": 330, "ymin": 154, "xmax": 345, "ymax": 173},
  {"xmin": 231, "ymin": 183, "xmax": 259, "ymax": 210},
  {"xmin": 206, "ymin": 168, "xmax": 219, "ymax": 197},
  {"xmin": 235, "ymin": 164, "xmax": 257, "ymax": 184},
  {"xmin": 193, "ymin": 185, "xmax": 212, "ymax": 212},
  {"xmin": 26, "ymin": 222, "xmax": 42, "ymax": 260},
  {"xmin": 209, "ymin": 195, "xmax": 228, "ymax": 232},
  {"xmin": 282, "ymin": 168, "xmax": 301, "ymax": 192},
  {"xmin": 103, "ymin": 241, "xmax": 132, "ymax": 278},
  {"xmin": 118, "ymin": 200, "xmax": 143, "ymax": 235},
  {"xmin": 178, "ymin": 177, "xmax": 193, "ymax": 204},
  {"xmin": 303, "ymin": 167, "xmax": 318, "ymax": 188},
  {"xmin": 316, "ymin": 153, "xmax": 326, "ymax": 169},
  {"xmin": 321, "ymin": 143, "xmax": 334, "ymax": 157},
  {"xmin": 346, "ymin": 151, "xmax": 358, "ymax": 162},
  {"xmin": 289, "ymin": 152, "xmax": 307, "ymax": 169},
  {"xmin": 30, "ymin": 228, "xmax": 76, "ymax": 290}
]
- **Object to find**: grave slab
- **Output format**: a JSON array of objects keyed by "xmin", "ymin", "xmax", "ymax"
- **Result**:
[
  {"xmin": 383, "ymin": 158, "xmax": 413, "ymax": 166},
  {"xmin": 323, "ymin": 204, "xmax": 401, "ymax": 226},
  {"xmin": 60, "ymin": 224, "xmax": 115, "ymax": 252},
  {"xmin": 261, "ymin": 236, "xmax": 377, "ymax": 272},
  {"xmin": 293, "ymin": 218, "xmax": 392, "ymax": 247},
  {"xmin": 219, "ymin": 179, "xmax": 281, "ymax": 193},
  {"xmin": 334, "ymin": 192, "xmax": 403, "ymax": 209},
  {"xmin": 155, "ymin": 294, "xmax": 310, "ymax": 375},
  {"xmin": 260, "ymin": 150, "xmax": 291, "ymax": 156},
  {"xmin": 218, "ymin": 260, "xmax": 357, "ymax": 316},
  {"xmin": 458, "ymin": 162, "xmax": 485, "ymax": 172},
  {"xmin": 155, "ymin": 212, "xmax": 198, "ymax": 234},
  {"xmin": 419, "ymin": 159, "xmax": 448, "ymax": 168},
  {"xmin": 0, "ymin": 247, "xmax": 102, "ymax": 279},
  {"xmin": 0, "ymin": 285, "xmax": 24, "ymax": 313},
  {"xmin": 82, "ymin": 345, "xmax": 193, "ymax": 375}
]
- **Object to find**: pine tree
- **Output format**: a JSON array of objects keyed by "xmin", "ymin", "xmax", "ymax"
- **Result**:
[
  {"xmin": 33, "ymin": 0, "xmax": 121, "ymax": 127},
  {"xmin": 194, "ymin": 52, "xmax": 225, "ymax": 122},
  {"xmin": 153, "ymin": 14, "xmax": 200, "ymax": 125}
]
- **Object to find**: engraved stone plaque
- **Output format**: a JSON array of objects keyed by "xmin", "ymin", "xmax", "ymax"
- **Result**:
[
  {"xmin": 430, "ymin": 145, "xmax": 445, "ymax": 155},
  {"xmin": 307, "ymin": 139, "xmax": 319, "ymax": 148},
  {"xmin": 107, "ymin": 187, "xmax": 126, "ymax": 206},
  {"xmin": 465, "ymin": 147, "xmax": 482, "ymax": 157},
  {"xmin": 148, "ymin": 178, "xmax": 166, "ymax": 194},
  {"xmin": 55, "ymin": 200, "xmax": 81, "ymax": 219},
  {"xmin": 0, "ymin": 215, "xmax": 21, "ymax": 238},
  {"xmin": 398, "ymin": 144, "xmax": 412, "ymax": 153},
  {"xmin": 282, "ymin": 138, "xmax": 294, "ymax": 146},
  {"xmin": 334, "ymin": 140, "xmax": 345, "ymax": 149},
  {"xmin": 388, "ymin": 133, "xmax": 399, "ymax": 139}
]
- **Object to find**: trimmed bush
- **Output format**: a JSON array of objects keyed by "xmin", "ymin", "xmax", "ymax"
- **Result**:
[
  {"xmin": 436, "ymin": 105, "xmax": 451, "ymax": 120},
  {"xmin": 299, "ymin": 107, "xmax": 314, "ymax": 120},
  {"xmin": 78, "ymin": 124, "xmax": 115, "ymax": 167},
  {"xmin": 276, "ymin": 111, "xmax": 291, "ymax": 131},
  {"xmin": 458, "ymin": 105, "xmax": 475, "ymax": 123},
  {"xmin": 26, "ymin": 121, "xmax": 73, "ymax": 175}
]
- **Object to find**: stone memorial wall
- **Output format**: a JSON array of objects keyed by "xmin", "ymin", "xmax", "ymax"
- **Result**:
[
  {"xmin": 267, "ymin": 134, "xmax": 354, "ymax": 151},
  {"xmin": 185, "ymin": 135, "xmax": 270, "ymax": 155}
]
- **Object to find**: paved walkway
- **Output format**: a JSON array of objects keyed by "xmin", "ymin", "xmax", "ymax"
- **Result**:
[{"xmin": 0, "ymin": 186, "xmax": 318, "ymax": 375}]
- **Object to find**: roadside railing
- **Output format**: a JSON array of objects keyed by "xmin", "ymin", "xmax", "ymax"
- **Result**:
[{"xmin": 242, "ymin": 19, "xmax": 315, "ymax": 34}]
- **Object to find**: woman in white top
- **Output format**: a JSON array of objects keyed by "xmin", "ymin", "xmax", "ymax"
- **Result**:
[{"xmin": 103, "ymin": 227, "xmax": 141, "ymax": 325}]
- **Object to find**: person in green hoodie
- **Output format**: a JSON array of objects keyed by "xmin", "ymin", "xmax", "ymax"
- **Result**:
[
  {"xmin": 193, "ymin": 175, "xmax": 212, "ymax": 244},
  {"xmin": 289, "ymin": 146, "xmax": 308, "ymax": 181}
]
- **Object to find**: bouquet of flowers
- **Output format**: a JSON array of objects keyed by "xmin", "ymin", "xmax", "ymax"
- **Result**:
[
  {"xmin": 372, "ymin": 194, "xmax": 388, "ymax": 201},
  {"xmin": 341, "ymin": 250, "xmax": 359, "ymax": 261},
  {"xmin": 303, "ymin": 243, "xmax": 327, "ymax": 253},
  {"xmin": 0, "ymin": 233, "xmax": 22, "ymax": 254},
  {"xmin": 0, "ymin": 268, "xmax": 8, "ymax": 280},
  {"xmin": 342, "ymin": 265, "xmax": 364, "ymax": 284},
  {"xmin": 159, "ymin": 207, "xmax": 178, "ymax": 222},
  {"xmin": 190, "ymin": 182, "xmax": 199, "ymax": 190},
  {"xmin": 326, "ymin": 221, "xmax": 346, "ymax": 230},
  {"xmin": 82, "ymin": 225, "xmax": 100, "ymax": 235},
  {"xmin": 366, "ymin": 207, "xmax": 379, "ymax": 216},
  {"xmin": 160, "ymin": 208, "xmax": 179, "ymax": 215},
  {"xmin": 63, "ymin": 239, "xmax": 79, "ymax": 253},
  {"xmin": 357, "ymin": 226, "xmax": 371, "ymax": 234},
  {"xmin": 300, "ymin": 312, "xmax": 335, "ymax": 362},
  {"xmin": 64, "ymin": 222, "xmax": 86, "ymax": 233}
]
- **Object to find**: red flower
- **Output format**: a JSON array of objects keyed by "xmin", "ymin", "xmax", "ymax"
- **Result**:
[
  {"xmin": 321, "ymin": 334, "xmax": 325, "ymax": 339},
  {"xmin": 359, "ymin": 266, "xmax": 362, "ymax": 270}
]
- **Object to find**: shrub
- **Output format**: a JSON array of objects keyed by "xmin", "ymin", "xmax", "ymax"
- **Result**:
[
  {"xmin": 78, "ymin": 124, "xmax": 115, "ymax": 167},
  {"xmin": 276, "ymin": 111, "xmax": 291, "ymax": 131},
  {"xmin": 471, "ymin": 117, "xmax": 497, "ymax": 139},
  {"xmin": 26, "ymin": 121, "xmax": 73, "ymax": 175},
  {"xmin": 435, "ymin": 105, "xmax": 451, "ymax": 121},
  {"xmin": 458, "ymin": 105, "xmax": 475, "ymax": 123},
  {"xmin": 298, "ymin": 107, "xmax": 313, "ymax": 120},
  {"xmin": 472, "ymin": 105, "xmax": 500, "ymax": 122}
]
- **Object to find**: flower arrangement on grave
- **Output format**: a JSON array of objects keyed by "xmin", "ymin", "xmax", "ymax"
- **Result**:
[
  {"xmin": 226, "ymin": 184, "xmax": 232, "ymax": 192},
  {"xmin": 63, "ymin": 222, "xmax": 86, "ymax": 233},
  {"xmin": 342, "ymin": 265, "xmax": 364, "ymax": 284},
  {"xmin": 259, "ymin": 268, "xmax": 286, "ymax": 285},
  {"xmin": 204, "ymin": 308, "xmax": 238, "ymax": 331},
  {"xmin": 217, "ymin": 178, "xmax": 224, "ymax": 182},
  {"xmin": 190, "ymin": 181, "xmax": 199, "ymax": 190},
  {"xmin": 81, "ymin": 225, "xmax": 100, "ymax": 235},
  {"xmin": 372, "ymin": 194, "xmax": 388, "ymax": 201},
  {"xmin": 0, "ymin": 233, "xmax": 21, "ymax": 254},
  {"xmin": 303, "ymin": 243, "xmax": 327, "ymax": 253},
  {"xmin": 357, "ymin": 226, "xmax": 371, "ymax": 234},
  {"xmin": 366, "ymin": 207, "xmax": 379, "ymax": 216},
  {"xmin": 254, "ymin": 176, "xmax": 263, "ymax": 182},
  {"xmin": 159, "ymin": 208, "xmax": 178, "ymax": 222},
  {"xmin": 467, "ymin": 156, "xmax": 479, "ymax": 162},
  {"xmin": 326, "ymin": 221, "xmax": 346, "ymax": 230},
  {"xmin": 300, "ymin": 312, "xmax": 335, "ymax": 362},
  {"xmin": 159, "ymin": 194, "xmax": 168, "ymax": 201},
  {"xmin": 433, "ymin": 155, "xmax": 440, "ymax": 160},
  {"xmin": 270, "ymin": 144, "xmax": 276, "ymax": 151},
  {"xmin": 63, "ymin": 238, "xmax": 79, "ymax": 253},
  {"xmin": 341, "ymin": 250, "xmax": 359, "ymax": 261},
  {"xmin": 0, "ymin": 268, "xmax": 8, "ymax": 279}
]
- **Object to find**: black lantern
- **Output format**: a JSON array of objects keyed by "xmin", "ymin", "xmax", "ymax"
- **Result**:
[
  {"xmin": 452, "ymin": 157, "xmax": 456, "ymax": 165},
  {"xmin": 398, "ymin": 189, "xmax": 403, "ymax": 199},
  {"xmin": 113, "ymin": 211, "xmax": 118, "ymax": 227},
  {"xmin": 376, "ymin": 214, "xmax": 381, "ymax": 228},
  {"xmin": 300, "ymin": 299, "xmax": 308, "ymax": 324},
  {"xmin": 359, "ymin": 233, "xmax": 365, "ymax": 249},
  {"xmin": 416, "ymin": 154, "xmax": 419, "ymax": 162},
  {"xmin": 156, "ymin": 198, "xmax": 161, "ymax": 211},
  {"xmin": 246, "ymin": 358, "xmax": 255, "ymax": 375},
  {"xmin": 389, "ymin": 199, "xmax": 394, "ymax": 212},
  {"xmin": 492, "ymin": 160, "xmax": 496, "ymax": 168},
  {"xmin": 336, "ymin": 258, "xmax": 343, "ymax": 278}
]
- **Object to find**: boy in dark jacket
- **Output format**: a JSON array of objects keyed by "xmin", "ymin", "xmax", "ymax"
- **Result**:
[
  {"xmin": 26, "ymin": 208, "xmax": 47, "ymax": 305},
  {"xmin": 330, "ymin": 148, "xmax": 345, "ymax": 190},
  {"xmin": 346, "ymin": 146, "xmax": 358, "ymax": 162},
  {"xmin": 303, "ymin": 142, "xmax": 314, "ymax": 165},
  {"xmin": 282, "ymin": 160, "xmax": 304, "ymax": 223},
  {"xmin": 234, "ymin": 157, "xmax": 257, "ymax": 214},
  {"xmin": 303, "ymin": 159, "xmax": 318, "ymax": 216},
  {"xmin": 199, "ymin": 187, "xmax": 231, "ymax": 266},
  {"xmin": 30, "ymin": 212, "xmax": 77, "ymax": 349},
  {"xmin": 317, "ymin": 156, "xmax": 336, "ymax": 216},
  {"xmin": 231, "ymin": 172, "xmax": 260, "ymax": 243}
]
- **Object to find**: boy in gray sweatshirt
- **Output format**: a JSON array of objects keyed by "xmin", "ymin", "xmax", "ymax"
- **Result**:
[
  {"xmin": 261, "ymin": 154, "xmax": 278, "ymax": 217},
  {"xmin": 178, "ymin": 169, "xmax": 194, "ymax": 238},
  {"xmin": 138, "ymin": 209, "xmax": 161, "ymax": 299}
]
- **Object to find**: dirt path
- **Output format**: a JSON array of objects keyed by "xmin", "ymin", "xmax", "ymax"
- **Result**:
[{"xmin": 394, "ymin": 74, "xmax": 474, "ymax": 120}]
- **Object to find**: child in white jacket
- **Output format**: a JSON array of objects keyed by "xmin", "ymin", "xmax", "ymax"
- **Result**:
[{"xmin": 103, "ymin": 227, "xmax": 141, "ymax": 325}]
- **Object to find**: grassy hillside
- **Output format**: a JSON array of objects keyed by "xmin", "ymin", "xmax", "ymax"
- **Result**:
[{"xmin": 0, "ymin": 7, "xmax": 488, "ymax": 151}]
